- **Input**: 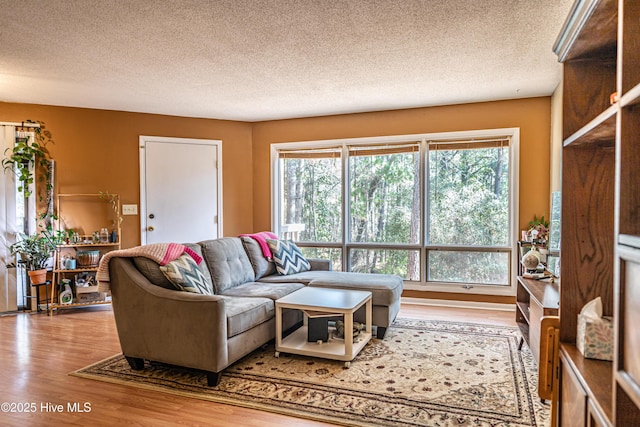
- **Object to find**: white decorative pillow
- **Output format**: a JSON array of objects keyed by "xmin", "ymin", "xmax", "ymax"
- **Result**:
[
  {"xmin": 159, "ymin": 254, "xmax": 214, "ymax": 295},
  {"xmin": 266, "ymin": 239, "xmax": 311, "ymax": 275}
]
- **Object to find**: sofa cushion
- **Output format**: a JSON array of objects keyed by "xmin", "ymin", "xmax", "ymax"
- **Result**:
[
  {"xmin": 133, "ymin": 257, "xmax": 175, "ymax": 289},
  {"xmin": 241, "ymin": 236, "xmax": 277, "ymax": 279},
  {"xmin": 199, "ymin": 238, "xmax": 256, "ymax": 294},
  {"xmin": 306, "ymin": 272, "xmax": 403, "ymax": 306},
  {"xmin": 220, "ymin": 296, "xmax": 274, "ymax": 338},
  {"xmin": 267, "ymin": 239, "xmax": 310, "ymax": 275},
  {"xmin": 256, "ymin": 270, "xmax": 319, "ymax": 285},
  {"xmin": 132, "ymin": 243, "xmax": 214, "ymax": 291},
  {"xmin": 220, "ymin": 281, "xmax": 304, "ymax": 300},
  {"xmin": 183, "ymin": 243, "xmax": 214, "ymax": 289},
  {"xmin": 259, "ymin": 271, "xmax": 403, "ymax": 306},
  {"xmin": 159, "ymin": 253, "xmax": 214, "ymax": 295}
]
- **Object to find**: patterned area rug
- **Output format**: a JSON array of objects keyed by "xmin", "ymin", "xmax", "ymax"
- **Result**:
[{"xmin": 71, "ymin": 319, "xmax": 548, "ymax": 427}]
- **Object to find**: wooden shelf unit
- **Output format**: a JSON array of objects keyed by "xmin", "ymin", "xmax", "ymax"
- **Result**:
[
  {"xmin": 553, "ymin": 0, "xmax": 640, "ymax": 425},
  {"xmin": 50, "ymin": 193, "xmax": 121, "ymax": 314}
]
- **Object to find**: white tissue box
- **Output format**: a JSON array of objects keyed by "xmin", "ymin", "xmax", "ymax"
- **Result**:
[{"xmin": 577, "ymin": 314, "xmax": 614, "ymax": 361}]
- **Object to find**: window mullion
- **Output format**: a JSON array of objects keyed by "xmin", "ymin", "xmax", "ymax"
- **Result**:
[
  {"xmin": 422, "ymin": 138, "xmax": 429, "ymax": 284},
  {"xmin": 341, "ymin": 143, "xmax": 349, "ymax": 271}
]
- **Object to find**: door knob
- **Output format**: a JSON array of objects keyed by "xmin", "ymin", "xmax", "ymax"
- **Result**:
[{"xmin": 147, "ymin": 226, "xmax": 154, "ymax": 232}]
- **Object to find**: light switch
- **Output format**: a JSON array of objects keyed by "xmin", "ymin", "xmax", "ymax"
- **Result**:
[{"xmin": 122, "ymin": 204, "xmax": 138, "ymax": 215}]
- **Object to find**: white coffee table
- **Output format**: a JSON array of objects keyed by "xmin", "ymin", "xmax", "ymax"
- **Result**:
[{"xmin": 275, "ymin": 287, "xmax": 372, "ymax": 367}]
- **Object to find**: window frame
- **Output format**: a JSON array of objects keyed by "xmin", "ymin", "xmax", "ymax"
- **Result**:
[{"xmin": 271, "ymin": 128, "xmax": 520, "ymax": 296}]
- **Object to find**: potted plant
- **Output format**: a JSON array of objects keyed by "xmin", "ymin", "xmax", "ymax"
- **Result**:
[
  {"xmin": 2, "ymin": 121, "xmax": 53, "ymax": 198},
  {"xmin": 528, "ymin": 215, "xmax": 549, "ymax": 245},
  {"xmin": 9, "ymin": 216, "xmax": 67, "ymax": 285}
]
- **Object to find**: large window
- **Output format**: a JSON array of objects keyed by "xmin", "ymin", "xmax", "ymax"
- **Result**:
[
  {"xmin": 427, "ymin": 140, "xmax": 510, "ymax": 286},
  {"xmin": 272, "ymin": 130, "xmax": 518, "ymax": 294},
  {"xmin": 349, "ymin": 144, "xmax": 420, "ymax": 280}
]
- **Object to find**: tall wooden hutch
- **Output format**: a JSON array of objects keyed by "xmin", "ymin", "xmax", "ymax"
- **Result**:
[{"xmin": 553, "ymin": 0, "xmax": 640, "ymax": 425}]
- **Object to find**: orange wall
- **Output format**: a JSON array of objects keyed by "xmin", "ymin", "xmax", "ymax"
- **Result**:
[
  {"xmin": 251, "ymin": 97, "xmax": 552, "ymax": 233},
  {"xmin": 1, "ymin": 96, "xmax": 551, "ymax": 251},
  {"xmin": 0, "ymin": 102, "xmax": 254, "ymax": 248}
]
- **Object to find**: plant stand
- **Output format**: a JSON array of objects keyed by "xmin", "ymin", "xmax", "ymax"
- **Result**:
[{"xmin": 29, "ymin": 281, "xmax": 51, "ymax": 313}]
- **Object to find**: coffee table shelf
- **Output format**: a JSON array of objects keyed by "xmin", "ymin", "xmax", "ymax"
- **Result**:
[{"xmin": 276, "ymin": 326, "xmax": 371, "ymax": 367}]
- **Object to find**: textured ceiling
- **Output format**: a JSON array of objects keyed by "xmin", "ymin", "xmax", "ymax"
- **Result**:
[{"xmin": 0, "ymin": 0, "xmax": 573, "ymax": 122}]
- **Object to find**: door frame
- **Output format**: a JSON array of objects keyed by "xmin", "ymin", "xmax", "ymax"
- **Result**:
[{"xmin": 139, "ymin": 135, "xmax": 223, "ymax": 244}]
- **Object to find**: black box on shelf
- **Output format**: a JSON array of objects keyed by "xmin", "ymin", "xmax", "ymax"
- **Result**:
[{"xmin": 307, "ymin": 317, "xmax": 329, "ymax": 342}]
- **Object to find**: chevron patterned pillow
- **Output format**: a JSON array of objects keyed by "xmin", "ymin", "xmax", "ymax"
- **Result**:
[
  {"xmin": 266, "ymin": 239, "xmax": 311, "ymax": 275},
  {"xmin": 159, "ymin": 254, "xmax": 214, "ymax": 295}
]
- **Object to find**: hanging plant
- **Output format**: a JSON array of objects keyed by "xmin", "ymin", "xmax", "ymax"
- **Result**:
[
  {"xmin": 2, "ymin": 120, "xmax": 53, "ymax": 198},
  {"xmin": 99, "ymin": 191, "xmax": 123, "ymax": 226}
]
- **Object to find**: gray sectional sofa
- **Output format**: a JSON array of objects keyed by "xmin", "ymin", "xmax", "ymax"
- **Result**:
[{"xmin": 108, "ymin": 236, "xmax": 403, "ymax": 386}]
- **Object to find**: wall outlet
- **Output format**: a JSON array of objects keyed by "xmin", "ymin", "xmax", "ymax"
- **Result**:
[{"xmin": 122, "ymin": 204, "xmax": 138, "ymax": 215}]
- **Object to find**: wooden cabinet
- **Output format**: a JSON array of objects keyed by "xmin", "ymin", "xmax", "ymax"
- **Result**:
[
  {"xmin": 515, "ymin": 277, "xmax": 559, "ymax": 362},
  {"xmin": 553, "ymin": 0, "xmax": 640, "ymax": 425},
  {"xmin": 515, "ymin": 277, "xmax": 559, "ymax": 400},
  {"xmin": 558, "ymin": 346, "xmax": 613, "ymax": 427},
  {"xmin": 49, "ymin": 193, "xmax": 121, "ymax": 313}
]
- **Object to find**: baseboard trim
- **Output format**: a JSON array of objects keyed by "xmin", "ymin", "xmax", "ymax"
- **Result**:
[{"xmin": 401, "ymin": 297, "xmax": 515, "ymax": 312}]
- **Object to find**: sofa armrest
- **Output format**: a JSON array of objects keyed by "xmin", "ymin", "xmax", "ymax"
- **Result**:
[
  {"xmin": 109, "ymin": 257, "xmax": 230, "ymax": 373},
  {"xmin": 308, "ymin": 258, "xmax": 332, "ymax": 271}
]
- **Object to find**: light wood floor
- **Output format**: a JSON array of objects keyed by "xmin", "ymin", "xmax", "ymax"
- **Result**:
[{"xmin": 0, "ymin": 303, "xmax": 514, "ymax": 427}]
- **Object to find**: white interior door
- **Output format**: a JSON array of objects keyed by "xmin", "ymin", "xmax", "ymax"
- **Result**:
[{"xmin": 140, "ymin": 136, "xmax": 222, "ymax": 244}]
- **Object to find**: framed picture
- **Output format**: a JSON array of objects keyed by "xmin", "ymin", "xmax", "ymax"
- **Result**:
[{"xmin": 547, "ymin": 255, "xmax": 560, "ymax": 278}]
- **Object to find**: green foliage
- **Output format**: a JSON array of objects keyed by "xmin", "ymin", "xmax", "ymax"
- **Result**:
[
  {"xmin": 281, "ymin": 143, "xmax": 511, "ymax": 284},
  {"xmin": 428, "ymin": 251, "xmax": 509, "ymax": 285},
  {"xmin": 282, "ymin": 157, "xmax": 342, "ymax": 242},
  {"xmin": 429, "ymin": 147, "xmax": 509, "ymax": 246},
  {"xmin": 9, "ymin": 213, "xmax": 68, "ymax": 271},
  {"xmin": 348, "ymin": 151, "xmax": 420, "ymax": 275},
  {"xmin": 350, "ymin": 248, "xmax": 420, "ymax": 280},
  {"xmin": 427, "ymin": 146, "xmax": 510, "ymax": 284},
  {"xmin": 349, "ymin": 152, "xmax": 418, "ymax": 244},
  {"xmin": 300, "ymin": 247, "xmax": 343, "ymax": 271},
  {"xmin": 2, "ymin": 121, "xmax": 53, "ymax": 198},
  {"xmin": 528, "ymin": 215, "xmax": 549, "ymax": 228}
]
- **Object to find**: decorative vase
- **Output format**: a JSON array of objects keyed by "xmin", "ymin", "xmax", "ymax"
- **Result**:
[
  {"xmin": 27, "ymin": 269, "xmax": 47, "ymax": 285},
  {"xmin": 521, "ymin": 247, "xmax": 542, "ymax": 271}
]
